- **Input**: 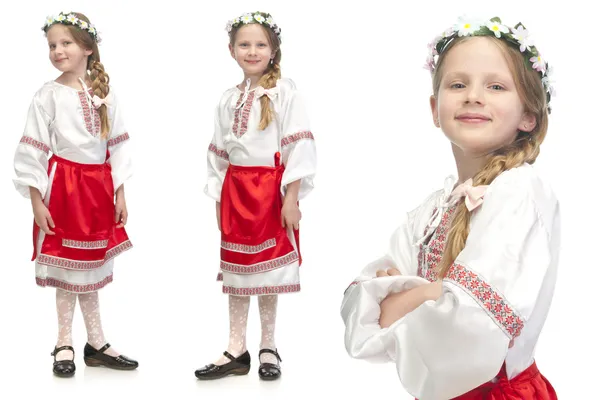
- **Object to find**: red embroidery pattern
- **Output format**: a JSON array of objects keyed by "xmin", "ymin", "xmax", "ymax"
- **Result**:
[
  {"xmin": 216, "ymin": 272, "xmax": 223, "ymax": 281},
  {"xmin": 220, "ymin": 251, "xmax": 299, "ymax": 274},
  {"xmin": 223, "ymin": 283, "xmax": 300, "ymax": 296},
  {"xmin": 107, "ymin": 132, "xmax": 130, "ymax": 147},
  {"xmin": 37, "ymin": 240, "xmax": 132, "ymax": 270},
  {"xmin": 62, "ymin": 238, "xmax": 109, "ymax": 249},
  {"xmin": 208, "ymin": 143, "xmax": 229, "ymax": 161},
  {"xmin": 281, "ymin": 131, "xmax": 314, "ymax": 147},
  {"xmin": 20, "ymin": 136, "xmax": 50, "ymax": 154},
  {"xmin": 221, "ymin": 238, "xmax": 276, "ymax": 254},
  {"xmin": 232, "ymin": 91, "xmax": 256, "ymax": 138},
  {"xmin": 78, "ymin": 89, "xmax": 101, "ymax": 136},
  {"xmin": 445, "ymin": 262, "xmax": 524, "ymax": 339},
  {"xmin": 36, "ymin": 274, "xmax": 113, "ymax": 292},
  {"xmin": 417, "ymin": 205, "xmax": 458, "ymax": 282}
]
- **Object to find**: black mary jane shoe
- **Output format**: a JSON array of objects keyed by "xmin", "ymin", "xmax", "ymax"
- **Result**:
[
  {"xmin": 51, "ymin": 345, "xmax": 76, "ymax": 377},
  {"xmin": 83, "ymin": 343, "xmax": 138, "ymax": 370},
  {"xmin": 195, "ymin": 351, "xmax": 251, "ymax": 380},
  {"xmin": 258, "ymin": 348, "xmax": 282, "ymax": 381}
]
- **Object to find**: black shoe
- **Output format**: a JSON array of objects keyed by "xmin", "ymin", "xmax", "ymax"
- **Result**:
[
  {"xmin": 51, "ymin": 345, "xmax": 76, "ymax": 378},
  {"xmin": 258, "ymin": 348, "xmax": 281, "ymax": 381},
  {"xmin": 195, "ymin": 351, "xmax": 251, "ymax": 380},
  {"xmin": 83, "ymin": 343, "xmax": 138, "ymax": 370}
]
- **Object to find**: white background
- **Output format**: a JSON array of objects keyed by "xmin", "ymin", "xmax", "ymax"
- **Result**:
[{"xmin": 0, "ymin": 0, "xmax": 596, "ymax": 398}]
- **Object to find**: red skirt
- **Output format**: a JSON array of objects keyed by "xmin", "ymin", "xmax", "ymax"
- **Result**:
[
  {"xmin": 32, "ymin": 154, "xmax": 131, "ymax": 269},
  {"xmin": 417, "ymin": 362, "xmax": 557, "ymax": 400},
  {"xmin": 219, "ymin": 152, "xmax": 300, "ymax": 276}
]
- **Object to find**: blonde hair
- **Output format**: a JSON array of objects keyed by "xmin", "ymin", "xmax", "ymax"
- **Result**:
[
  {"xmin": 433, "ymin": 36, "xmax": 549, "ymax": 278},
  {"xmin": 230, "ymin": 23, "xmax": 282, "ymax": 131},
  {"xmin": 55, "ymin": 12, "xmax": 111, "ymax": 139}
]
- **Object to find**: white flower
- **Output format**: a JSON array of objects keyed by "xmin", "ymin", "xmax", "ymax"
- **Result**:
[
  {"xmin": 442, "ymin": 27, "xmax": 455, "ymax": 38},
  {"xmin": 225, "ymin": 20, "xmax": 233, "ymax": 32},
  {"xmin": 254, "ymin": 14, "xmax": 266, "ymax": 23},
  {"xmin": 530, "ymin": 54, "xmax": 546, "ymax": 73},
  {"xmin": 541, "ymin": 65, "xmax": 555, "ymax": 94},
  {"xmin": 56, "ymin": 14, "xmax": 66, "ymax": 22},
  {"xmin": 266, "ymin": 16, "xmax": 275, "ymax": 27},
  {"xmin": 486, "ymin": 20, "xmax": 509, "ymax": 38},
  {"xmin": 454, "ymin": 16, "xmax": 482, "ymax": 36},
  {"xmin": 241, "ymin": 14, "xmax": 253, "ymax": 24},
  {"xmin": 510, "ymin": 25, "xmax": 533, "ymax": 52},
  {"xmin": 234, "ymin": 17, "xmax": 240, "ymax": 24},
  {"xmin": 89, "ymin": 26, "xmax": 96, "ymax": 35},
  {"xmin": 66, "ymin": 14, "xmax": 78, "ymax": 24},
  {"xmin": 79, "ymin": 21, "xmax": 89, "ymax": 29},
  {"xmin": 45, "ymin": 15, "xmax": 55, "ymax": 26}
]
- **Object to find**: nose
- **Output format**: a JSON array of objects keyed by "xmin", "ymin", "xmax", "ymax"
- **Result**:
[{"xmin": 465, "ymin": 84, "xmax": 484, "ymax": 105}]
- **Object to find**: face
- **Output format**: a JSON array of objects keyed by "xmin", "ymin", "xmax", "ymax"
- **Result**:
[
  {"xmin": 430, "ymin": 37, "xmax": 536, "ymax": 157},
  {"xmin": 229, "ymin": 24, "xmax": 275, "ymax": 76},
  {"xmin": 47, "ymin": 24, "xmax": 92, "ymax": 73}
]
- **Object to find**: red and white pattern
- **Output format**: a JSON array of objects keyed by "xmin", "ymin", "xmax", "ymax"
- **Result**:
[
  {"xmin": 232, "ymin": 91, "xmax": 256, "ymax": 138},
  {"xmin": 20, "ymin": 136, "xmax": 50, "ymax": 155},
  {"xmin": 281, "ymin": 131, "xmax": 314, "ymax": 147},
  {"xmin": 78, "ymin": 89, "xmax": 101, "ymax": 137},
  {"xmin": 221, "ymin": 238, "xmax": 276, "ymax": 254},
  {"xmin": 208, "ymin": 143, "xmax": 229, "ymax": 161},
  {"xmin": 417, "ymin": 205, "xmax": 457, "ymax": 282},
  {"xmin": 445, "ymin": 262, "xmax": 525, "ymax": 339},
  {"xmin": 222, "ymin": 283, "xmax": 300, "ymax": 296},
  {"xmin": 62, "ymin": 238, "xmax": 109, "ymax": 249},
  {"xmin": 220, "ymin": 251, "xmax": 298, "ymax": 274},
  {"xmin": 107, "ymin": 132, "xmax": 130, "ymax": 147},
  {"xmin": 37, "ymin": 240, "xmax": 132, "ymax": 270},
  {"xmin": 36, "ymin": 274, "xmax": 113, "ymax": 292}
]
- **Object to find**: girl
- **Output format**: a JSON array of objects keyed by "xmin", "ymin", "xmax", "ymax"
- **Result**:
[
  {"xmin": 195, "ymin": 11, "xmax": 317, "ymax": 381},
  {"xmin": 13, "ymin": 12, "xmax": 138, "ymax": 377},
  {"xmin": 341, "ymin": 16, "xmax": 558, "ymax": 400}
]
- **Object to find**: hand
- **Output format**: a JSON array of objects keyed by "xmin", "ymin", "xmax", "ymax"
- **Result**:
[
  {"xmin": 379, "ymin": 290, "xmax": 413, "ymax": 328},
  {"xmin": 281, "ymin": 199, "xmax": 301, "ymax": 230},
  {"xmin": 115, "ymin": 194, "xmax": 128, "ymax": 228},
  {"xmin": 216, "ymin": 201, "xmax": 221, "ymax": 232},
  {"xmin": 32, "ymin": 201, "xmax": 55, "ymax": 235},
  {"xmin": 376, "ymin": 268, "xmax": 401, "ymax": 277}
]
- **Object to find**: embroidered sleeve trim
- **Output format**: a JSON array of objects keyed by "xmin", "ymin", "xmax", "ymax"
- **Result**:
[
  {"xmin": 107, "ymin": 132, "xmax": 130, "ymax": 147},
  {"xmin": 208, "ymin": 143, "xmax": 229, "ymax": 161},
  {"xmin": 20, "ymin": 136, "xmax": 50, "ymax": 155},
  {"xmin": 444, "ymin": 262, "xmax": 524, "ymax": 339},
  {"xmin": 281, "ymin": 131, "xmax": 314, "ymax": 148}
]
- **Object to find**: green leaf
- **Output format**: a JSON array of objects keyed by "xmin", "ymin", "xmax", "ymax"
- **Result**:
[{"xmin": 490, "ymin": 17, "xmax": 502, "ymax": 23}]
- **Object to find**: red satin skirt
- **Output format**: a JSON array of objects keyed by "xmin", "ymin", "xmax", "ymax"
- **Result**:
[
  {"xmin": 32, "ymin": 154, "xmax": 131, "ymax": 269},
  {"xmin": 417, "ymin": 362, "xmax": 557, "ymax": 400},
  {"xmin": 219, "ymin": 153, "xmax": 300, "ymax": 276}
]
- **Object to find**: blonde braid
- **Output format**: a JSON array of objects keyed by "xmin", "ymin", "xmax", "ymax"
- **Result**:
[{"xmin": 89, "ymin": 59, "xmax": 111, "ymax": 139}]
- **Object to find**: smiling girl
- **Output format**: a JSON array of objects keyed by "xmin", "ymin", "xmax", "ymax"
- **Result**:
[
  {"xmin": 341, "ymin": 16, "xmax": 558, "ymax": 399},
  {"xmin": 195, "ymin": 11, "xmax": 317, "ymax": 381},
  {"xmin": 13, "ymin": 11, "xmax": 138, "ymax": 377}
]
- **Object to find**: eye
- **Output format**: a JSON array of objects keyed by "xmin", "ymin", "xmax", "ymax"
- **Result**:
[
  {"xmin": 49, "ymin": 44, "xmax": 56, "ymax": 49},
  {"xmin": 489, "ymin": 84, "xmax": 505, "ymax": 91},
  {"xmin": 450, "ymin": 83, "xmax": 465, "ymax": 89}
]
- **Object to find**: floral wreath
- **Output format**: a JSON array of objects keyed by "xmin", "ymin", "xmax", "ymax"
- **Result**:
[
  {"xmin": 425, "ymin": 16, "xmax": 554, "ymax": 112},
  {"xmin": 225, "ymin": 11, "xmax": 282, "ymax": 43},
  {"xmin": 42, "ymin": 12, "xmax": 101, "ymax": 43}
]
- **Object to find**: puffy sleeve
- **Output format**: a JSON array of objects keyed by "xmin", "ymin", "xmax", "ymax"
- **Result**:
[
  {"xmin": 13, "ymin": 93, "xmax": 54, "ymax": 199},
  {"xmin": 276, "ymin": 79, "xmax": 317, "ymax": 200},
  {"xmin": 106, "ymin": 88, "xmax": 133, "ymax": 192},
  {"xmin": 204, "ymin": 103, "xmax": 229, "ymax": 202},
  {"xmin": 341, "ymin": 173, "xmax": 558, "ymax": 399}
]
